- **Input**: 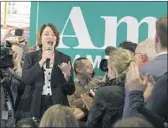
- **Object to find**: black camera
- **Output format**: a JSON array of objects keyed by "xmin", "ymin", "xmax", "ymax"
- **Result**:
[
  {"xmin": 99, "ymin": 59, "xmax": 108, "ymax": 72},
  {"xmin": 99, "ymin": 46, "xmax": 117, "ymax": 72},
  {"xmin": 0, "ymin": 41, "xmax": 13, "ymax": 68},
  {"xmin": 15, "ymin": 29, "xmax": 24, "ymax": 36}
]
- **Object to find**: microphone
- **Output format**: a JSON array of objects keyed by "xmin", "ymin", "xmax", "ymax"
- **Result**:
[{"xmin": 46, "ymin": 45, "xmax": 52, "ymax": 69}]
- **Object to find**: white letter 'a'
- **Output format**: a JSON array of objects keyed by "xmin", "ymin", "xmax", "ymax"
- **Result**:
[{"xmin": 59, "ymin": 7, "xmax": 95, "ymax": 49}]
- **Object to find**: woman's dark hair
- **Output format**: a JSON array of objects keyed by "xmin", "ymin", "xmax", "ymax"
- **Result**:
[
  {"xmin": 36, "ymin": 23, "xmax": 60, "ymax": 48},
  {"xmin": 119, "ymin": 41, "xmax": 137, "ymax": 53}
]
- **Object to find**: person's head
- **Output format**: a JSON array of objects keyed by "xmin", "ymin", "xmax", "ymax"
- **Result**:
[
  {"xmin": 39, "ymin": 104, "xmax": 79, "ymax": 127},
  {"xmin": 16, "ymin": 118, "xmax": 39, "ymax": 128},
  {"xmin": 113, "ymin": 117, "xmax": 154, "ymax": 127},
  {"xmin": 88, "ymin": 86, "xmax": 124, "ymax": 128},
  {"xmin": 119, "ymin": 41, "xmax": 138, "ymax": 53},
  {"xmin": 37, "ymin": 23, "xmax": 60, "ymax": 51},
  {"xmin": 108, "ymin": 48, "xmax": 134, "ymax": 80},
  {"xmin": 105, "ymin": 46, "xmax": 118, "ymax": 55},
  {"xmin": 74, "ymin": 57, "xmax": 94, "ymax": 79},
  {"xmin": 155, "ymin": 16, "xmax": 168, "ymax": 53},
  {"xmin": 135, "ymin": 38, "xmax": 157, "ymax": 67}
]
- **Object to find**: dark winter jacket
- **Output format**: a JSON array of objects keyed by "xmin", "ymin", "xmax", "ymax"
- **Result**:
[{"xmin": 87, "ymin": 75, "xmax": 125, "ymax": 128}]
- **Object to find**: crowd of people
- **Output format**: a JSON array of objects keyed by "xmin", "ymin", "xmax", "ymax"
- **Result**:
[{"xmin": 0, "ymin": 15, "xmax": 167, "ymax": 128}]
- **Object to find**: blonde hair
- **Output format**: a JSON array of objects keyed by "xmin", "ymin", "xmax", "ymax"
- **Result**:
[
  {"xmin": 12, "ymin": 42, "xmax": 23, "ymax": 72},
  {"xmin": 108, "ymin": 48, "xmax": 135, "ymax": 77},
  {"xmin": 40, "ymin": 104, "xmax": 79, "ymax": 128}
]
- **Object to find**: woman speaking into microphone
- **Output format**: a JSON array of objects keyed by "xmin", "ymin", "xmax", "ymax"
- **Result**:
[{"xmin": 16, "ymin": 23, "xmax": 75, "ymax": 120}]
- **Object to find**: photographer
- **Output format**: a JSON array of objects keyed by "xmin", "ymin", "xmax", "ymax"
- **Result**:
[
  {"xmin": 0, "ymin": 41, "xmax": 24, "ymax": 127},
  {"xmin": 2, "ymin": 28, "xmax": 28, "ymax": 62}
]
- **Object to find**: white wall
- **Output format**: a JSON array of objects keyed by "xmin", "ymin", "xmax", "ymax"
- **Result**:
[{"xmin": 1, "ymin": 2, "xmax": 31, "ymax": 28}]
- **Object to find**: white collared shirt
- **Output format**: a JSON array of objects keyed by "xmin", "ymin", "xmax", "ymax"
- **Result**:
[{"xmin": 42, "ymin": 64, "xmax": 53, "ymax": 96}]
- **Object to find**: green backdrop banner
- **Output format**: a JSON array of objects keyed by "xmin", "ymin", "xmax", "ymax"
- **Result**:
[{"xmin": 30, "ymin": 2, "xmax": 167, "ymax": 76}]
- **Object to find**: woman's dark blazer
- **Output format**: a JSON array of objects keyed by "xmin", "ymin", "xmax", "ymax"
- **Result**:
[{"xmin": 16, "ymin": 49, "xmax": 75, "ymax": 119}]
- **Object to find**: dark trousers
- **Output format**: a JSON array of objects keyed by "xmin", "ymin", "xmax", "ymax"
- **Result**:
[{"xmin": 40, "ymin": 95, "xmax": 52, "ymax": 118}]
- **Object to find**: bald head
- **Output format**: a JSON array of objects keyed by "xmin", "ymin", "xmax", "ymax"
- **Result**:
[
  {"xmin": 136, "ymin": 38, "xmax": 157, "ymax": 60},
  {"xmin": 135, "ymin": 38, "xmax": 157, "ymax": 67}
]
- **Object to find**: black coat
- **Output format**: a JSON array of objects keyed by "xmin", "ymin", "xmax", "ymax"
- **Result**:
[
  {"xmin": 0, "ymin": 68, "xmax": 24, "ymax": 127},
  {"xmin": 87, "ymin": 76, "xmax": 125, "ymax": 128},
  {"xmin": 16, "ymin": 49, "xmax": 75, "ymax": 120},
  {"xmin": 126, "ymin": 72, "xmax": 168, "ymax": 127}
]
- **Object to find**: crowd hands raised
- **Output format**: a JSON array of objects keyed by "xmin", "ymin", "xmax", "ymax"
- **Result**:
[{"xmin": 0, "ymin": 15, "xmax": 167, "ymax": 128}]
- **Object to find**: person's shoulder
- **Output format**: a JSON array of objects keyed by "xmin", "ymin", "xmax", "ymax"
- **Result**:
[
  {"xmin": 98, "ymin": 85, "xmax": 124, "ymax": 93},
  {"xmin": 140, "ymin": 61, "xmax": 152, "ymax": 70},
  {"xmin": 26, "ymin": 49, "xmax": 40, "ymax": 56},
  {"xmin": 139, "ymin": 60, "xmax": 155, "ymax": 74},
  {"xmin": 56, "ymin": 50, "xmax": 71, "ymax": 59},
  {"xmin": 140, "ymin": 57, "xmax": 167, "ymax": 77},
  {"xmin": 157, "ymin": 72, "xmax": 168, "ymax": 83},
  {"xmin": 24, "ymin": 50, "xmax": 41, "ymax": 60},
  {"xmin": 90, "ymin": 77, "xmax": 103, "ymax": 86},
  {"xmin": 95, "ymin": 85, "xmax": 125, "ymax": 107}
]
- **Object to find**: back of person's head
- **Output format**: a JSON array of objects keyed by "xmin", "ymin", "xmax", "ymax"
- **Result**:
[
  {"xmin": 16, "ymin": 118, "xmax": 39, "ymax": 128},
  {"xmin": 113, "ymin": 117, "xmax": 154, "ymax": 128},
  {"xmin": 156, "ymin": 16, "xmax": 168, "ymax": 50},
  {"xmin": 105, "ymin": 46, "xmax": 118, "ymax": 55},
  {"xmin": 39, "ymin": 104, "xmax": 79, "ymax": 127},
  {"xmin": 87, "ymin": 85, "xmax": 124, "ymax": 128},
  {"xmin": 108, "ymin": 48, "xmax": 134, "ymax": 77},
  {"xmin": 119, "ymin": 41, "xmax": 137, "ymax": 53},
  {"xmin": 136, "ymin": 38, "xmax": 157, "ymax": 61}
]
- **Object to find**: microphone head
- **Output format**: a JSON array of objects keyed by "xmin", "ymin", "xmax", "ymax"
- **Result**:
[{"xmin": 46, "ymin": 44, "xmax": 52, "ymax": 59}]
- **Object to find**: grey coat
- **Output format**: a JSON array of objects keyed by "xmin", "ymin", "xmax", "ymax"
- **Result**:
[{"xmin": 140, "ymin": 53, "xmax": 167, "ymax": 80}]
